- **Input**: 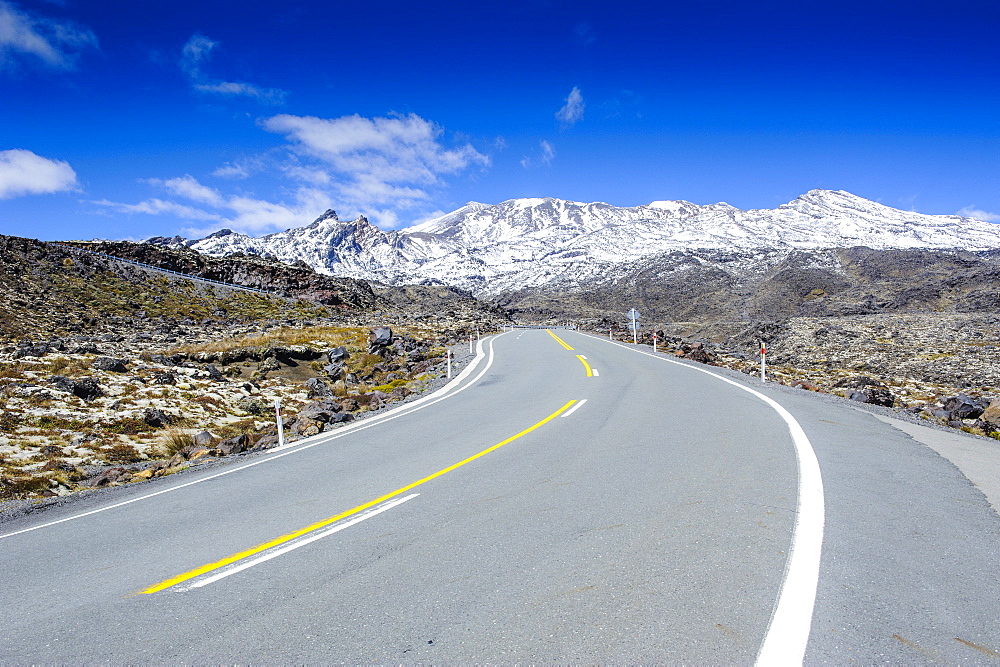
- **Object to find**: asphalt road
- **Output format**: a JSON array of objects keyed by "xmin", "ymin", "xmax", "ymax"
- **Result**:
[{"xmin": 1, "ymin": 328, "xmax": 998, "ymax": 663}]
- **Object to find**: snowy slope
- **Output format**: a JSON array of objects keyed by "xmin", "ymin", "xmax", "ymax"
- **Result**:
[{"xmin": 151, "ymin": 189, "xmax": 1000, "ymax": 295}]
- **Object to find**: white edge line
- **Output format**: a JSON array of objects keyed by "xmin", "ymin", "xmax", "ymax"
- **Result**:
[
  {"xmin": 560, "ymin": 399, "xmax": 587, "ymax": 418},
  {"xmin": 181, "ymin": 493, "xmax": 420, "ymax": 591},
  {"xmin": 579, "ymin": 332, "xmax": 824, "ymax": 665},
  {"xmin": 0, "ymin": 335, "xmax": 503, "ymax": 541}
]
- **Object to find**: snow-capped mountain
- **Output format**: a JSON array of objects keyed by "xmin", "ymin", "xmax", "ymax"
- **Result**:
[{"xmin": 148, "ymin": 189, "xmax": 1000, "ymax": 295}]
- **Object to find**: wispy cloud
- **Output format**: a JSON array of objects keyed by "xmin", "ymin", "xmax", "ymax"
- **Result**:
[
  {"xmin": 574, "ymin": 21, "xmax": 596, "ymax": 46},
  {"xmin": 99, "ymin": 112, "xmax": 488, "ymax": 233},
  {"xmin": 94, "ymin": 179, "xmax": 333, "ymax": 235},
  {"xmin": 0, "ymin": 148, "xmax": 78, "ymax": 198},
  {"xmin": 521, "ymin": 140, "xmax": 556, "ymax": 169},
  {"xmin": 262, "ymin": 112, "xmax": 489, "ymax": 225},
  {"xmin": 556, "ymin": 86, "xmax": 585, "ymax": 127},
  {"xmin": 0, "ymin": 0, "xmax": 97, "ymax": 71},
  {"xmin": 179, "ymin": 33, "xmax": 286, "ymax": 104},
  {"xmin": 958, "ymin": 206, "xmax": 1000, "ymax": 223}
]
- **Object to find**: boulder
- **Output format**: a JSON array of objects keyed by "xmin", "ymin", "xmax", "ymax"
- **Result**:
[
  {"xmin": 982, "ymin": 399, "xmax": 1000, "ymax": 425},
  {"xmin": 212, "ymin": 434, "xmax": 252, "ymax": 456},
  {"xmin": 368, "ymin": 327, "xmax": 393, "ymax": 355},
  {"xmin": 72, "ymin": 378, "xmax": 103, "ymax": 401},
  {"xmin": 151, "ymin": 371, "xmax": 176, "ymax": 385},
  {"xmin": 87, "ymin": 466, "xmax": 129, "ymax": 487},
  {"xmin": 192, "ymin": 430, "xmax": 216, "ymax": 446},
  {"xmin": 12, "ymin": 343, "xmax": 50, "ymax": 359},
  {"xmin": 48, "ymin": 375, "xmax": 77, "ymax": 393},
  {"xmin": 326, "ymin": 346, "xmax": 350, "ymax": 363},
  {"xmin": 305, "ymin": 377, "xmax": 332, "ymax": 398},
  {"xmin": 92, "ymin": 357, "xmax": 128, "ymax": 372},
  {"xmin": 205, "ymin": 364, "xmax": 226, "ymax": 382},
  {"xmin": 143, "ymin": 407, "xmax": 175, "ymax": 428},
  {"xmin": 943, "ymin": 394, "xmax": 989, "ymax": 421},
  {"xmin": 323, "ymin": 362, "xmax": 345, "ymax": 380},
  {"xmin": 297, "ymin": 399, "xmax": 342, "ymax": 423}
]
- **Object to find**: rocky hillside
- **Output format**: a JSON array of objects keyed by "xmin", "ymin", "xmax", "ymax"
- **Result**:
[{"xmin": 503, "ymin": 246, "xmax": 1000, "ymax": 325}]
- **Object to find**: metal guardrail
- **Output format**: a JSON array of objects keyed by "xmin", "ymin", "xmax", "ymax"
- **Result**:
[{"xmin": 50, "ymin": 242, "xmax": 279, "ymax": 297}]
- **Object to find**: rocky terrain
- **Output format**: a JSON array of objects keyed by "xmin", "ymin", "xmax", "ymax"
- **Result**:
[
  {"xmin": 0, "ymin": 235, "xmax": 507, "ymax": 502},
  {"xmin": 502, "ymin": 246, "xmax": 1000, "ymax": 324},
  {"xmin": 614, "ymin": 313, "xmax": 1000, "ymax": 441},
  {"xmin": 3, "ymin": 228, "xmax": 1000, "ymax": 507}
]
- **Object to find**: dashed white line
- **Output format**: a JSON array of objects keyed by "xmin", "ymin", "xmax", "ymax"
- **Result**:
[{"xmin": 561, "ymin": 399, "xmax": 587, "ymax": 418}]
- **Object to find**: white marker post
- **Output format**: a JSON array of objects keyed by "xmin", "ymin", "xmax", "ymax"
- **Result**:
[
  {"xmin": 760, "ymin": 340, "xmax": 767, "ymax": 382},
  {"xmin": 446, "ymin": 350, "xmax": 452, "ymax": 378},
  {"xmin": 653, "ymin": 332, "xmax": 658, "ymax": 354},
  {"xmin": 469, "ymin": 335, "xmax": 474, "ymax": 354},
  {"xmin": 274, "ymin": 398, "xmax": 284, "ymax": 448},
  {"xmin": 609, "ymin": 328, "xmax": 613, "ymax": 340}
]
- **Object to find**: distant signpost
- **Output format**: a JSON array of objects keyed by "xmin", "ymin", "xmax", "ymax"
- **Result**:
[{"xmin": 627, "ymin": 308, "xmax": 640, "ymax": 344}]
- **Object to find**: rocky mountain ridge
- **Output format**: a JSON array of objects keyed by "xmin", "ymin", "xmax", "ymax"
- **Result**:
[{"xmin": 149, "ymin": 189, "xmax": 1000, "ymax": 296}]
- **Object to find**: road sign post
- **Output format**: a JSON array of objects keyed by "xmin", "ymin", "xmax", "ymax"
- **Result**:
[
  {"xmin": 447, "ymin": 349, "xmax": 452, "ymax": 378},
  {"xmin": 627, "ymin": 308, "xmax": 641, "ymax": 345}
]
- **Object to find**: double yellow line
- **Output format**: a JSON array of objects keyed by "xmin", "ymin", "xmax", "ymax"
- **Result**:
[
  {"xmin": 142, "ymin": 399, "xmax": 577, "ymax": 594},
  {"xmin": 546, "ymin": 329, "xmax": 593, "ymax": 377}
]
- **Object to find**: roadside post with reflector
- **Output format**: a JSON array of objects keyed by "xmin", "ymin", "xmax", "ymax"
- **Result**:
[{"xmin": 759, "ymin": 340, "xmax": 767, "ymax": 382}]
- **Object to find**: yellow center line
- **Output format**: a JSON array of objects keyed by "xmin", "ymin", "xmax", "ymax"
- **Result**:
[
  {"xmin": 545, "ymin": 329, "xmax": 574, "ymax": 350},
  {"xmin": 575, "ymin": 355, "xmax": 593, "ymax": 377},
  {"xmin": 141, "ymin": 399, "xmax": 578, "ymax": 594}
]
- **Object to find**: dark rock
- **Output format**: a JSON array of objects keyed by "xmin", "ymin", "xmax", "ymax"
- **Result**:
[
  {"xmin": 205, "ymin": 364, "xmax": 226, "ymax": 382},
  {"xmin": 142, "ymin": 407, "xmax": 175, "ymax": 428},
  {"xmin": 72, "ymin": 378, "xmax": 103, "ymax": 401},
  {"xmin": 213, "ymin": 434, "xmax": 252, "ymax": 456},
  {"xmin": 92, "ymin": 356, "xmax": 128, "ymax": 372},
  {"xmin": 72, "ymin": 343, "xmax": 101, "ymax": 355},
  {"xmin": 13, "ymin": 343, "xmax": 50, "ymax": 359},
  {"xmin": 323, "ymin": 362, "xmax": 345, "ymax": 380},
  {"xmin": 305, "ymin": 377, "xmax": 332, "ymax": 398},
  {"xmin": 87, "ymin": 467, "xmax": 129, "ymax": 487},
  {"xmin": 48, "ymin": 375, "xmax": 77, "ymax": 393},
  {"xmin": 368, "ymin": 326, "xmax": 393, "ymax": 354},
  {"xmin": 864, "ymin": 386, "xmax": 896, "ymax": 407},
  {"xmin": 151, "ymin": 371, "xmax": 176, "ymax": 385},
  {"xmin": 329, "ymin": 411, "xmax": 355, "ymax": 424},
  {"xmin": 297, "ymin": 399, "xmax": 342, "ymax": 423},
  {"xmin": 326, "ymin": 346, "xmax": 350, "ymax": 363},
  {"xmin": 943, "ymin": 394, "xmax": 989, "ymax": 420}
]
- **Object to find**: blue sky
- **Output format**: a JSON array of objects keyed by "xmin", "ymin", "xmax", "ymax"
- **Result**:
[{"xmin": 1, "ymin": 0, "xmax": 998, "ymax": 241}]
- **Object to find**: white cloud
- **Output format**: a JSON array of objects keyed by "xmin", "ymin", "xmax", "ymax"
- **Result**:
[
  {"xmin": 179, "ymin": 33, "xmax": 286, "ymax": 103},
  {"xmin": 521, "ymin": 140, "xmax": 556, "ymax": 169},
  {"xmin": 262, "ymin": 112, "xmax": 489, "ymax": 220},
  {"xmin": 556, "ymin": 86, "xmax": 585, "ymax": 127},
  {"xmin": 0, "ymin": 148, "xmax": 78, "ymax": 198},
  {"xmin": 91, "ymin": 198, "xmax": 224, "ymax": 222},
  {"xmin": 574, "ymin": 22, "xmax": 596, "ymax": 46},
  {"xmin": 958, "ymin": 206, "xmax": 1000, "ymax": 223},
  {"xmin": 540, "ymin": 140, "xmax": 555, "ymax": 165},
  {"xmin": 0, "ymin": 1, "xmax": 97, "ymax": 71},
  {"xmin": 146, "ymin": 174, "xmax": 224, "ymax": 206},
  {"xmin": 99, "ymin": 112, "xmax": 489, "ymax": 233}
]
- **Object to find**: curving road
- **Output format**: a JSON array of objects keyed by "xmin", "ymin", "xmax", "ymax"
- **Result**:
[{"xmin": 1, "ymin": 328, "xmax": 998, "ymax": 663}]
